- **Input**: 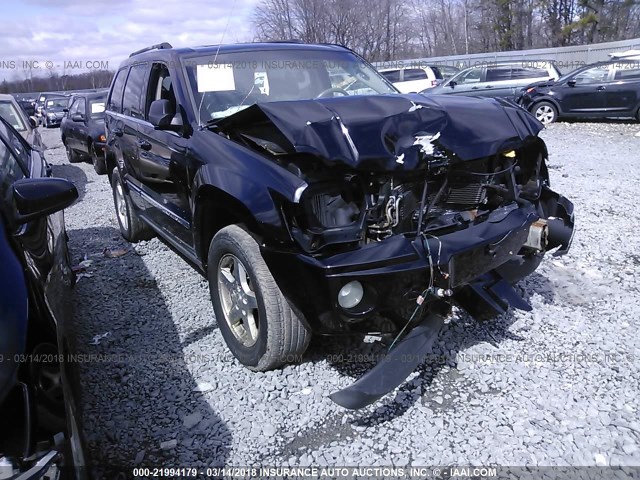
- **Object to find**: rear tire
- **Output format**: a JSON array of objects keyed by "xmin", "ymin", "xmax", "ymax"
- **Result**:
[
  {"xmin": 208, "ymin": 225, "xmax": 311, "ymax": 371},
  {"xmin": 111, "ymin": 167, "xmax": 154, "ymax": 242},
  {"xmin": 91, "ymin": 143, "xmax": 107, "ymax": 175},
  {"xmin": 531, "ymin": 101, "xmax": 558, "ymax": 125},
  {"xmin": 65, "ymin": 143, "xmax": 81, "ymax": 164}
]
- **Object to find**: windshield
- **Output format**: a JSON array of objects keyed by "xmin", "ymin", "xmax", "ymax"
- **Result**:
[
  {"xmin": 46, "ymin": 97, "xmax": 68, "ymax": 109},
  {"xmin": 0, "ymin": 101, "xmax": 26, "ymax": 131},
  {"xmin": 183, "ymin": 49, "xmax": 397, "ymax": 124},
  {"xmin": 89, "ymin": 97, "xmax": 107, "ymax": 118}
]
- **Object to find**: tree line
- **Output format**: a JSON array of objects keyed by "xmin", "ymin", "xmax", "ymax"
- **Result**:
[
  {"xmin": 251, "ymin": 0, "xmax": 640, "ymax": 61},
  {"xmin": 0, "ymin": 70, "xmax": 114, "ymax": 96}
]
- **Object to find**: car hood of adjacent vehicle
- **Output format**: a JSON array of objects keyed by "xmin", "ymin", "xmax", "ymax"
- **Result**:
[{"xmin": 215, "ymin": 93, "xmax": 543, "ymax": 172}]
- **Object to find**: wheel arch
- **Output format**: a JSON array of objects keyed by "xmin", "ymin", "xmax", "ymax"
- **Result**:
[
  {"xmin": 529, "ymin": 96, "xmax": 562, "ymax": 115},
  {"xmin": 193, "ymin": 185, "xmax": 265, "ymax": 271}
]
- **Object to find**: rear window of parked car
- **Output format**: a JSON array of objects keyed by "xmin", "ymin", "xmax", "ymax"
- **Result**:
[{"xmin": 614, "ymin": 64, "xmax": 640, "ymax": 80}]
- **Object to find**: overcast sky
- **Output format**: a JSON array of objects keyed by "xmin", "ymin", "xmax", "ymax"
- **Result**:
[{"xmin": 0, "ymin": 0, "xmax": 259, "ymax": 80}]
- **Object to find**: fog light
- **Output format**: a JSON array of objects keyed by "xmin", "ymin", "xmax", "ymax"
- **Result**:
[{"xmin": 338, "ymin": 281, "xmax": 364, "ymax": 309}]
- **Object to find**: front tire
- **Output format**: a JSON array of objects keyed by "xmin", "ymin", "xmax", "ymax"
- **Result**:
[
  {"xmin": 208, "ymin": 225, "xmax": 311, "ymax": 371},
  {"xmin": 532, "ymin": 101, "xmax": 558, "ymax": 125},
  {"xmin": 111, "ymin": 167, "xmax": 153, "ymax": 242}
]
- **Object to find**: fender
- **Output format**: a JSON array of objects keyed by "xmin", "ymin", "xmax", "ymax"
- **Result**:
[
  {"xmin": 530, "ymin": 95, "xmax": 562, "ymax": 115},
  {"xmin": 191, "ymin": 144, "xmax": 307, "ymax": 264}
]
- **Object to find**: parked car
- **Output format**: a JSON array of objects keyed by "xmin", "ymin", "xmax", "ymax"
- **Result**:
[
  {"xmin": 105, "ymin": 42, "xmax": 574, "ymax": 409},
  {"xmin": 16, "ymin": 98, "xmax": 37, "ymax": 117},
  {"xmin": 424, "ymin": 61, "xmax": 561, "ymax": 99},
  {"xmin": 41, "ymin": 96, "xmax": 70, "ymax": 128},
  {"xmin": 34, "ymin": 92, "xmax": 58, "ymax": 122},
  {"xmin": 0, "ymin": 93, "xmax": 43, "ymax": 149},
  {"xmin": 0, "ymin": 115, "xmax": 84, "ymax": 477},
  {"xmin": 518, "ymin": 59, "xmax": 640, "ymax": 124},
  {"xmin": 61, "ymin": 91, "xmax": 108, "ymax": 174},
  {"xmin": 379, "ymin": 65, "xmax": 444, "ymax": 91}
]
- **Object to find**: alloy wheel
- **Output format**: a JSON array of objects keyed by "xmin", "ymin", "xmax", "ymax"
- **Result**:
[
  {"xmin": 115, "ymin": 180, "xmax": 129, "ymax": 231},
  {"xmin": 535, "ymin": 104, "xmax": 556, "ymax": 125},
  {"xmin": 217, "ymin": 253, "xmax": 260, "ymax": 347}
]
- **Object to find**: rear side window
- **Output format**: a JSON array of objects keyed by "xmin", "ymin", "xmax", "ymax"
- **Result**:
[
  {"xmin": 108, "ymin": 68, "xmax": 127, "ymax": 113},
  {"xmin": 511, "ymin": 67, "xmax": 549, "ymax": 79},
  {"xmin": 0, "ymin": 125, "xmax": 28, "ymax": 195},
  {"xmin": 614, "ymin": 63, "xmax": 640, "ymax": 80},
  {"xmin": 404, "ymin": 68, "xmax": 428, "ymax": 80},
  {"xmin": 122, "ymin": 64, "xmax": 147, "ymax": 119},
  {"xmin": 381, "ymin": 70, "xmax": 401, "ymax": 82},
  {"xmin": 486, "ymin": 67, "xmax": 512, "ymax": 82}
]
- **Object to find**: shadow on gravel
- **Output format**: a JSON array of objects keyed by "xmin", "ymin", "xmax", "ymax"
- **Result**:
[
  {"xmin": 51, "ymin": 164, "xmax": 89, "ymax": 202},
  {"xmin": 67, "ymin": 226, "xmax": 230, "ymax": 477},
  {"xmin": 303, "ymin": 275, "xmax": 556, "ymax": 425}
]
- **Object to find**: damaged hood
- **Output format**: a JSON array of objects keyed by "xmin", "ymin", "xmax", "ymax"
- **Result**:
[{"xmin": 215, "ymin": 93, "xmax": 543, "ymax": 171}]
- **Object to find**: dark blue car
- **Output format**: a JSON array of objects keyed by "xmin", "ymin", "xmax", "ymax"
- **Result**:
[{"xmin": 0, "ymin": 115, "xmax": 84, "ymax": 477}]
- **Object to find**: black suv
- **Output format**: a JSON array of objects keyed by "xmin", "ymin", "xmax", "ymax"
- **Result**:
[
  {"xmin": 105, "ymin": 42, "xmax": 574, "ymax": 409},
  {"xmin": 518, "ymin": 59, "xmax": 640, "ymax": 124},
  {"xmin": 61, "ymin": 91, "xmax": 108, "ymax": 174}
]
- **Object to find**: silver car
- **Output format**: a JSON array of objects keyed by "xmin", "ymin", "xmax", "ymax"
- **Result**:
[{"xmin": 0, "ymin": 93, "xmax": 43, "ymax": 149}]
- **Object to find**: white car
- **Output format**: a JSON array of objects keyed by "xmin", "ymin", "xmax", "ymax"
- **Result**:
[{"xmin": 378, "ymin": 66, "xmax": 443, "ymax": 93}]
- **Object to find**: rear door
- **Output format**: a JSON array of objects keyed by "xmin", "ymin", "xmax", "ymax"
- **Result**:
[
  {"xmin": 605, "ymin": 61, "xmax": 640, "ymax": 114},
  {"xmin": 399, "ymin": 68, "xmax": 432, "ymax": 92},
  {"xmin": 477, "ymin": 65, "xmax": 514, "ymax": 98},
  {"xmin": 105, "ymin": 67, "xmax": 128, "ymax": 172},
  {"xmin": 562, "ymin": 64, "xmax": 611, "ymax": 114}
]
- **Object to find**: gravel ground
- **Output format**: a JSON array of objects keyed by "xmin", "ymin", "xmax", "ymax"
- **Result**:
[{"xmin": 40, "ymin": 121, "xmax": 640, "ymax": 473}]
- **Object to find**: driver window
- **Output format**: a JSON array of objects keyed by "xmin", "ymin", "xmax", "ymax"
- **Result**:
[
  {"xmin": 77, "ymin": 98, "xmax": 86, "ymax": 116},
  {"xmin": 573, "ymin": 66, "xmax": 610, "ymax": 84},
  {"xmin": 146, "ymin": 63, "xmax": 177, "ymax": 119},
  {"xmin": 68, "ymin": 99, "xmax": 80, "ymax": 115},
  {"xmin": 456, "ymin": 68, "xmax": 482, "ymax": 84}
]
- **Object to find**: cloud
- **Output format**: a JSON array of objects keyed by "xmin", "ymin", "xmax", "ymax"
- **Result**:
[{"xmin": 1, "ymin": 0, "xmax": 260, "ymax": 80}]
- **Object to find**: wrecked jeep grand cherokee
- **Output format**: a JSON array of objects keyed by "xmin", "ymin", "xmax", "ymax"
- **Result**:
[{"xmin": 105, "ymin": 42, "xmax": 574, "ymax": 409}]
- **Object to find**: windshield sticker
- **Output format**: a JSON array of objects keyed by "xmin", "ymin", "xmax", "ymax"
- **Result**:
[
  {"xmin": 91, "ymin": 102, "xmax": 105, "ymax": 114},
  {"xmin": 197, "ymin": 64, "xmax": 235, "ymax": 92}
]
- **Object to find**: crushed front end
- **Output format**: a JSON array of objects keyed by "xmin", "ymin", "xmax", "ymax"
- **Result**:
[{"xmin": 217, "ymin": 93, "xmax": 575, "ymax": 408}]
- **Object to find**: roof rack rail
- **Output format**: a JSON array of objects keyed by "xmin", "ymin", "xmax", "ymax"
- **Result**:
[
  {"xmin": 129, "ymin": 42, "xmax": 173, "ymax": 57},
  {"xmin": 264, "ymin": 39, "xmax": 304, "ymax": 44}
]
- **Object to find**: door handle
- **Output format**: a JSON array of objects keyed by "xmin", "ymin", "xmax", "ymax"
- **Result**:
[
  {"xmin": 597, "ymin": 86, "xmax": 606, "ymax": 91},
  {"xmin": 484, "ymin": 85, "xmax": 493, "ymax": 89},
  {"xmin": 471, "ymin": 86, "xmax": 479, "ymax": 90},
  {"xmin": 138, "ymin": 139, "xmax": 152, "ymax": 151},
  {"xmin": 113, "ymin": 128, "xmax": 123, "ymax": 137}
]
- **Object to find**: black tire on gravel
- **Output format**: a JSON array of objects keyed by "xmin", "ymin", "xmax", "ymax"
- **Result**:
[
  {"xmin": 111, "ymin": 167, "xmax": 154, "ymax": 242},
  {"xmin": 208, "ymin": 225, "xmax": 311, "ymax": 371},
  {"xmin": 65, "ymin": 143, "xmax": 81, "ymax": 164},
  {"xmin": 91, "ymin": 142, "xmax": 107, "ymax": 175}
]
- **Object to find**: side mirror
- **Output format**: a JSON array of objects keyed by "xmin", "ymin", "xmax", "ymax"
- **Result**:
[
  {"xmin": 449, "ymin": 81, "xmax": 457, "ymax": 88},
  {"xmin": 71, "ymin": 113, "xmax": 84, "ymax": 122},
  {"xmin": 149, "ymin": 99, "xmax": 175, "ymax": 129},
  {"xmin": 63, "ymin": 108, "xmax": 69, "ymax": 113},
  {"xmin": 567, "ymin": 79, "xmax": 576, "ymax": 87},
  {"xmin": 28, "ymin": 116, "xmax": 38, "ymax": 128},
  {"xmin": 12, "ymin": 178, "xmax": 78, "ymax": 225}
]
